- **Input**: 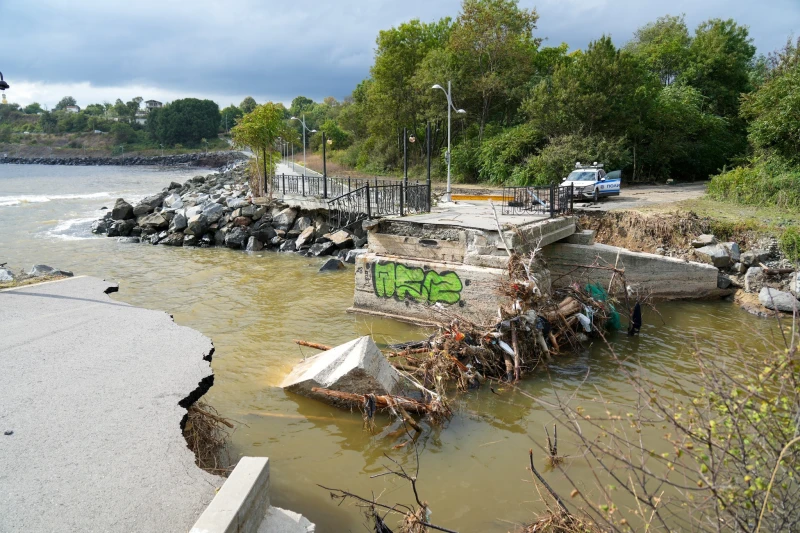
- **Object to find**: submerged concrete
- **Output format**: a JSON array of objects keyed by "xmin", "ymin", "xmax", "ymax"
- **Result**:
[{"xmin": 0, "ymin": 276, "xmax": 221, "ymax": 532}]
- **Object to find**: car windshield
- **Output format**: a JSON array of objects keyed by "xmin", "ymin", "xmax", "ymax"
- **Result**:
[{"xmin": 567, "ymin": 171, "xmax": 598, "ymax": 182}]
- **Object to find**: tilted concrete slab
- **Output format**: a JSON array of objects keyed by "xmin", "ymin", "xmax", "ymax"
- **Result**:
[
  {"xmin": 542, "ymin": 243, "xmax": 722, "ymax": 299},
  {"xmin": 0, "ymin": 276, "xmax": 222, "ymax": 533},
  {"xmin": 281, "ymin": 336, "xmax": 403, "ymax": 399}
]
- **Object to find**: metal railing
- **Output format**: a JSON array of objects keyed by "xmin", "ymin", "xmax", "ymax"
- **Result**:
[
  {"xmin": 501, "ymin": 184, "xmax": 574, "ymax": 217},
  {"xmin": 327, "ymin": 182, "xmax": 431, "ymax": 231}
]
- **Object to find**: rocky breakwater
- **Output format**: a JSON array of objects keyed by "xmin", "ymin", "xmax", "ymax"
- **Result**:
[
  {"xmin": 690, "ymin": 234, "xmax": 799, "ymax": 316},
  {"xmin": 0, "ymin": 151, "xmax": 247, "ymax": 168},
  {"xmin": 92, "ymin": 168, "xmax": 369, "ymax": 265}
]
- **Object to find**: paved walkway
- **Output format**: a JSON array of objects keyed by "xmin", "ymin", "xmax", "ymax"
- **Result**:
[{"xmin": 0, "ymin": 277, "xmax": 221, "ymax": 532}]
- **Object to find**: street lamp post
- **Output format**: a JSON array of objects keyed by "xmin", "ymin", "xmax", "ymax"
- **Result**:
[
  {"xmin": 290, "ymin": 115, "xmax": 316, "ymax": 177},
  {"xmin": 432, "ymin": 80, "xmax": 466, "ymax": 202}
]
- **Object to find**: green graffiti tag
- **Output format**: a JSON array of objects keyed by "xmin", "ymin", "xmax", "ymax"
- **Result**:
[{"xmin": 373, "ymin": 261, "xmax": 463, "ymax": 305}]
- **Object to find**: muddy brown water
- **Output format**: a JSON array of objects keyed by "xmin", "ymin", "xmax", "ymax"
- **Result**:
[{"xmin": 0, "ymin": 165, "xmax": 782, "ymax": 532}]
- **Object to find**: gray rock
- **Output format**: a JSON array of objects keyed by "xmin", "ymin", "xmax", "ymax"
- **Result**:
[
  {"xmin": 344, "ymin": 248, "xmax": 368, "ymax": 264},
  {"xmin": 0, "ymin": 268, "xmax": 14, "ymax": 282},
  {"xmin": 240, "ymin": 205, "xmax": 258, "ymax": 217},
  {"xmin": 116, "ymin": 237, "xmax": 140, "ymax": 244},
  {"xmin": 185, "ymin": 214, "xmax": 208, "ymax": 236},
  {"xmin": 226, "ymin": 197, "xmax": 249, "ymax": 209},
  {"xmin": 732, "ymin": 262, "xmax": 747, "ymax": 274},
  {"xmin": 759, "ymin": 287, "xmax": 799, "ymax": 313},
  {"xmin": 245, "ymin": 237, "xmax": 264, "ymax": 252},
  {"xmin": 252, "ymin": 206, "xmax": 266, "ymax": 220},
  {"xmin": 691, "ymin": 234, "xmax": 717, "ymax": 248},
  {"xmin": 132, "ymin": 204, "xmax": 153, "ymax": 217},
  {"xmin": 161, "ymin": 233, "xmax": 184, "ymax": 246},
  {"xmin": 353, "ymin": 236, "xmax": 368, "ymax": 249},
  {"xmin": 163, "ymin": 192, "xmax": 182, "ymax": 209},
  {"xmin": 281, "ymin": 336, "xmax": 403, "ymax": 399},
  {"xmin": 169, "ymin": 212, "xmax": 188, "ymax": 233},
  {"xmin": 745, "ymin": 267, "xmax": 765, "ymax": 293},
  {"xmin": 308, "ymin": 241, "xmax": 336, "ymax": 257},
  {"xmin": 270, "ymin": 236, "xmax": 285, "ymax": 247},
  {"xmin": 91, "ymin": 219, "xmax": 107, "ymax": 234},
  {"xmin": 273, "ymin": 208, "xmax": 298, "ymax": 231},
  {"xmin": 111, "ymin": 198, "xmax": 134, "ymax": 221},
  {"xmin": 327, "ymin": 230, "xmax": 354, "ymax": 249},
  {"xmin": 742, "ymin": 249, "xmax": 771, "ymax": 267},
  {"xmin": 717, "ymin": 273, "xmax": 732, "ymax": 289},
  {"xmin": 139, "ymin": 191, "xmax": 168, "ymax": 210},
  {"xmin": 202, "ymin": 203, "xmax": 225, "ymax": 223},
  {"xmin": 722, "ymin": 242, "xmax": 741, "ymax": 263},
  {"xmin": 319, "ymin": 258, "xmax": 346, "ymax": 272},
  {"xmin": 224, "ymin": 227, "xmax": 249, "ymax": 249},
  {"xmin": 295, "ymin": 226, "xmax": 315, "ymax": 248},
  {"xmin": 280, "ymin": 239, "xmax": 297, "ymax": 253},
  {"xmin": 108, "ymin": 219, "xmax": 136, "ymax": 237},
  {"xmin": 292, "ymin": 216, "xmax": 313, "ymax": 232},
  {"xmin": 183, "ymin": 234, "xmax": 199, "ymax": 247},
  {"xmin": 138, "ymin": 212, "xmax": 169, "ymax": 229},
  {"xmin": 695, "ymin": 243, "xmax": 737, "ymax": 269},
  {"xmin": 28, "ymin": 265, "xmax": 73, "ymax": 277}
]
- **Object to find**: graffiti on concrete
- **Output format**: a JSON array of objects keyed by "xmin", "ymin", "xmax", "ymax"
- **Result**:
[{"xmin": 373, "ymin": 261, "xmax": 463, "ymax": 305}]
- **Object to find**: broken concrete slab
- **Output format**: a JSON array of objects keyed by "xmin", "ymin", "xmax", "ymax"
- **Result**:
[
  {"xmin": 759, "ymin": 287, "xmax": 799, "ymax": 313},
  {"xmin": 0, "ymin": 276, "xmax": 221, "ymax": 532},
  {"xmin": 281, "ymin": 336, "xmax": 403, "ymax": 400},
  {"xmin": 695, "ymin": 242, "xmax": 740, "ymax": 269},
  {"xmin": 691, "ymin": 234, "xmax": 717, "ymax": 248}
]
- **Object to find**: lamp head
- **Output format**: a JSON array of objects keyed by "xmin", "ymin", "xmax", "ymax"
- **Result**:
[
  {"xmin": 290, "ymin": 116, "xmax": 298, "ymax": 121},
  {"xmin": 311, "ymin": 129, "xmax": 317, "ymax": 133},
  {"xmin": 0, "ymin": 71, "xmax": 8, "ymax": 91},
  {"xmin": 431, "ymin": 84, "xmax": 443, "ymax": 90},
  {"xmin": 456, "ymin": 109, "xmax": 466, "ymax": 114}
]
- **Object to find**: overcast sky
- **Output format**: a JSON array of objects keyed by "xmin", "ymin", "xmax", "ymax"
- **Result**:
[{"xmin": 2, "ymin": 0, "xmax": 798, "ymax": 109}]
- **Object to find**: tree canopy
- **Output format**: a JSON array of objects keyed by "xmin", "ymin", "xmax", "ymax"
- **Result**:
[{"xmin": 147, "ymin": 98, "xmax": 221, "ymax": 147}]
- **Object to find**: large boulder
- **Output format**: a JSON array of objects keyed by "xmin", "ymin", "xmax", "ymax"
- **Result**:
[
  {"xmin": 272, "ymin": 208, "xmax": 298, "ymax": 231},
  {"xmin": 135, "ymin": 192, "xmax": 168, "ymax": 215},
  {"xmin": 185, "ymin": 214, "xmax": 209, "ymax": 236},
  {"xmin": 111, "ymin": 198, "xmax": 134, "ymax": 221},
  {"xmin": 308, "ymin": 241, "xmax": 335, "ymax": 257},
  {"xmin": 169, "ymin": 212, "xmax": 188, "ymax": 233},
  {"xmin": 319, "ymin": 258, "xmax": 346, "ymax": 272},
  {"xmin": 91, "ymin": 219, "xmax": 108, "ymax": 234},
  {"xmin": 744, "ymin": 267, "xmax": 765, "ymax": 293},
  {"xmin": 759, "ymin": 287, "xmax": 799, "ymax": 313},
  {"xmin": 108, "ymin": 219, "xmax": 136, "ymax": 237},
  {"xmin": 224, "ymin": 227, "xmax": 249, "ymax": 249},
  {"xmin": 328, "ymin": 230, "xmax": 354, "ymax": 249},
  {"xmin": 161, "ymin": 233, "xmax": 184, "ymax": 246},
  {"xmin": 245, "ymin": 237, "xmax": 264, "ymax": 252},
  {"xmin": 138, "ymin": 212, "xmax": 169, "ymax": 230},
  {"xmin": 292, "ymin": 216, "xmax": 313, "ymax": 232},
  {"xmin": 202, "ymin": 203, "xmax": 225, "ymax": 223},
  {"xmin": 226, "ymin": 197, "xmax": 249, "ymax": 209},
  {"xmin": 741, "ymin": 249, "xmax": 771, "ymax": 267},
  {"xmin": 281, "ymin": 336, "xmax": 404, "ymax": 400},
  {"xmin": 295, "ymin": 226, "xmax": 315, "ymax": 248},
  {"xmin": 132, "ymin": 203, "xmax": 153, "ymax": 217},
  {"xmin": 163, "ymin": 192, "xmax": 183, "ymax": 209},
  {"xmin": 691, "ymin": 234, "xmax": 717, "ymax": 248},
  {"xmin": 251, "ymin": 225, "xmax": 277, "ymax": 244},
  {"xmin": 695, "ymin": 242, "xmax": 740, "ymax": 269},
  {"xmin": 0, "ymin": 268, "xmax": 14, "ymax": 282}
]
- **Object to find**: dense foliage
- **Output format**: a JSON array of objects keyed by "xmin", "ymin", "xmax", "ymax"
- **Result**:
[{"xmin": 147, "ymin": 98, "xmax": 221, "ymax": 147}]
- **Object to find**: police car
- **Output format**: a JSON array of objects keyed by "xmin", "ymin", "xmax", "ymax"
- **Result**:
[{"xmin": 561, "ymin": 162, "xmax": 621, "ymax": 202}]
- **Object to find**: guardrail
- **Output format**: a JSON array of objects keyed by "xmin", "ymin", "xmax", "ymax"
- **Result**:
[
  {"xmin": 327, "ymin": 182, "xmax": 431, "ymax": 231},
  {"xmin": 501, "ymin": 184, "xmax": 574, "ymax": 217}
]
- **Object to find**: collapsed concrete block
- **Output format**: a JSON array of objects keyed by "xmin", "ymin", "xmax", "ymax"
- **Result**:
[
  {"xmin": 759, "ymin": 287, "xmax": 799, "ymax": 313},
  {"xmin": 281, "ymin": 336, "xmax": 403, "ymax": 400}
]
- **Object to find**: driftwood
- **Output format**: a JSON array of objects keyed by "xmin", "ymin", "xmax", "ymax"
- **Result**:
[
  {"xmin": 310, "ymin": 387, "xmax": 433, "ymax": 414},
  {"xmin": 759, "ymin": 262, "xmax": 796, "ymax": 275},
  {"xmin": 294, "ymin": 340, "xmax": 332, "ymax": 351}
]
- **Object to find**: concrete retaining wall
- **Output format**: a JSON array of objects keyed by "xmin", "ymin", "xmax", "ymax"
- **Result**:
[
  {"xmin": 542, "ymin": 242, "xmax": 720, "ymax": 298},
  {"xmin": 351, "ymin": 253, "xmax": 508, "ymax": 325}
]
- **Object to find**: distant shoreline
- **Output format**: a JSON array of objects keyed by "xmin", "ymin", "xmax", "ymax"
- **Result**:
[{"xmin": 0, "ymin": 151, "xmax": 247, "ymax": 168}]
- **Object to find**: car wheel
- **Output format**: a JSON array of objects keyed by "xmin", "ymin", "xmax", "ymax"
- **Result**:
[{"xmin": 593, "ymin": 188, "xmax": 599, "ymax": 204}]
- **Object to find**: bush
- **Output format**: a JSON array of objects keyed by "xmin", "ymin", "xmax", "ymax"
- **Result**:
[
  {"xmin": 515, "ymin": 134, "xmax": 632, "ymax": 186},
  {"xmin": 708, "ymin": 156, "xmax": 800, "ymax": 210},
  {"xmin": 780, "ymin": 226, "xmax": 800, "ymax": 262},
  {"xmin": 474, "ymin": 123, "xmax": 544, "ymax": 184},
  {"xmin": 111, "ymin": 122, "xmax": 136, "ymax": 144}
]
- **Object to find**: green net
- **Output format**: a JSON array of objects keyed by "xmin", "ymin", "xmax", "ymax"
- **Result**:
[{"xmin": 585, "ymin": 283, "xmax": 621, "ymax": 330}]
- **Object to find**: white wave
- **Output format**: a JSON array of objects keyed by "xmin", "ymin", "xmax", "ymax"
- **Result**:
[
  {"xmin": 41, "ymin": 216, "xmax": 100, "ymax": 241},
  {"xmin": 0, "ymin": 192, "xmax": 112, "ymax": 207}
]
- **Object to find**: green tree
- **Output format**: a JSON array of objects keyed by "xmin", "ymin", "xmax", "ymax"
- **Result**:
[
  {"xmin": 289, "ymin": 96, "xmax": 314, "ymax": 117},
  {"xmin": 230, "ymin": 102, "xmax": 288, "ymax": 195},
  {"xmin": 220, "ymin": 104, "xmax": 243, "ymax": 132},
  {"xmin": 54, "ymin": 96, "xmax": 77, "ymax": 111},
  {"xmin": 625, "ymin": 14, "xmax": 691, "ymax": 85},
  {"xmin": 147, "ymin": 98, "xmax": 221, "ymax": 147},
  {"xmin": 239, "ymin": 96, "xmax": 257, "ymax": 114},
  {"xmin": 448, "ymin": 0, "xmax": 540, "ymax": 137},
  {"xmin": 111, "ymin": 122, "xmax": 136, "ymax": 144},
  {"xmin": 84, "ymin": 103, "xmax": 105, "ymax": 116},
  {"xmin": 23, "ymin": 102, "xmax": 43, "ymax": 114},
  {"xmin": 685, "ymin": 18, "xmax": 756, "ymax": 118}
]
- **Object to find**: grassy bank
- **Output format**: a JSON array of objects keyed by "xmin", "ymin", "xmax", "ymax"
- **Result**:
[{"xmin": 708, "ymin": 157, "xmax": 800, "ymax": 211}]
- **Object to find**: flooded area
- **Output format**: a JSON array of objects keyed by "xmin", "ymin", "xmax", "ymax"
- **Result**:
[{"xmin": 0, "ymin": 164, "xmax": 784, "ymax": 531}]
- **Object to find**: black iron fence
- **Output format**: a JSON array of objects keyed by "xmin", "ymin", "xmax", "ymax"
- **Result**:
[
  {"xmin": 501, "ymin": 184, "xmax": 574, "ymax": 217},
  {"xmin": 327, "ymin": 182, "xmax": 431, "ymax": 231}
]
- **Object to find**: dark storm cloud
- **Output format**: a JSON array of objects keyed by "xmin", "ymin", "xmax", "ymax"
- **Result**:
[{"xmin": 3, "ymin": 0, "xmax": 798, "ymax": 107}]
